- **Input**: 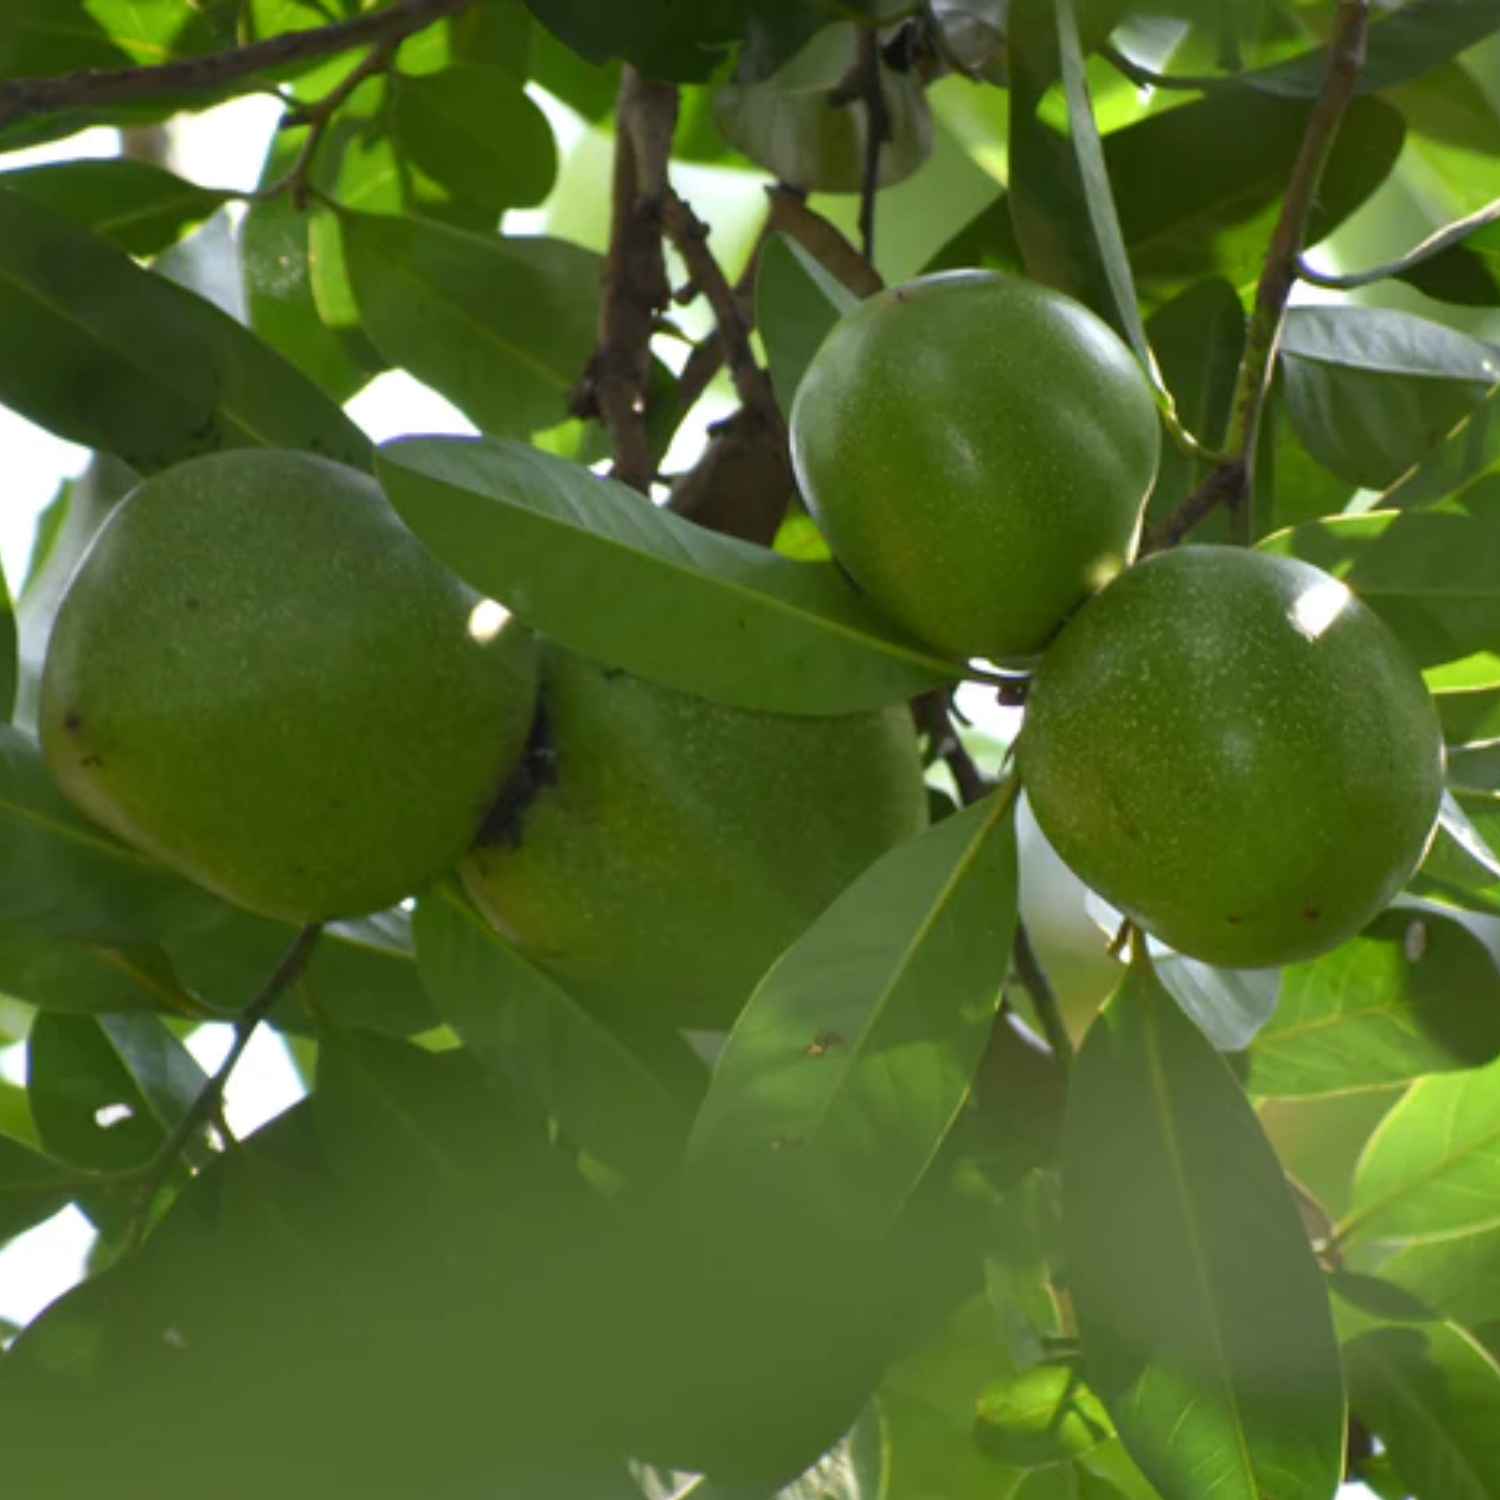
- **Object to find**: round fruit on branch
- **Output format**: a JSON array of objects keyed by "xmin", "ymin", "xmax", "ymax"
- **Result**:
[
  {"xmin": 1017, "ymin": 546, "xmax": 1445, "ymax": 969},
  {"xmin": 41, "ymin": 449, "xmax": 539, "ymax": 923},
  {"xmin": 790, "ymin": 269, "xmax": 1161, "ymax": 663},
  {"xmin": 460, "ymin": 643, "xmax": 930, "ymax": 1030}
]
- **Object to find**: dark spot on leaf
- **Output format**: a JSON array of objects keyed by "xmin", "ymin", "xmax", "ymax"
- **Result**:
[
  {"xmin": 1225, "ymin": 915, "xmax": 1242, "ymax": 925},
  {"xmin": 80, "ymin": 754, "xmax": 104, "ymax": 769},
  {"xmin": 184, "ymin": 597, "xmax": 201, "ymax": 611},
  {"xmin": 601, "ymin": 666, "xmax": 626, "ymax": 681},
  {"xmin": 1303, "ymin": 905, "xmax": 1321, "ymax": 921},
  {"xmin": 805, "ymin": 1031, "xmax": 841, "ymax": 1058}
]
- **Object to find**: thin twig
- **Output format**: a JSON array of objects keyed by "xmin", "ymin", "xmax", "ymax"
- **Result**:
[
  {"xmin": 1298, "ymin": 191, "xmax": 1500, "ymax": 290},
  {"xmin": 0, "ymin": 0, "xmax": 469, "ymax": 132},
  {"xmin": 764, "ymin": 183, "xmax": 884, "ymax": 298},
  {"xmin": 851, "ymin": 28, "xmax": 892, "ymax": 262},
  {"xmin": 122, "ymin": 923, "xmax": 323, "ymax": 1254},
  {"xmin": 1100, "ymin": 42, "xmax": 1228, "ymax": 94},
  {"xmin": 913, "ymin": 690, "xmax": 990, "ymax": 805},
  {"xmin": 1013, "ymin": 922, "xmax": 1074, "ymax": 1075},
  {"xmin": 1143, "ymin": 0, "xmax": 1369, "ymax": 550},
  {"xmin": 255, "ymin": 37, "xmax": 400, "ymax": 210}
]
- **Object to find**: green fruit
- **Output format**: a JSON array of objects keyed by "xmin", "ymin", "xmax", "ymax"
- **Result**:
[
  {"xmin": 790, "ymin": 270, "xmax": 1161, "ymax": 661},
  {"xmin": 41, "ymin": 450, "xmax": 538, "ymax": 922},
  {"xmin": 460, "ymin": 645, "xmax": 929, "ymax": 1028},
  {"xmin": 1017, "ymin": 546, "xmax": 1445, "ymax": 969}
]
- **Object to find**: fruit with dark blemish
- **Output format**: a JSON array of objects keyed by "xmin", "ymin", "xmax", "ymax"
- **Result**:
[
  {"xmin": 1017, "ymin": 546, "xmax": 1444, "ymax": 968},
  {"xmin": 40, "ymin": 449, "xmax": 538, "ymax": 922}
]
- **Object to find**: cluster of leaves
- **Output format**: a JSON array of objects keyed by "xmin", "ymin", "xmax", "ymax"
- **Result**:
[{"xmin": 1, "ymin": 2, "xmax": 1500, "ymax": 1498}]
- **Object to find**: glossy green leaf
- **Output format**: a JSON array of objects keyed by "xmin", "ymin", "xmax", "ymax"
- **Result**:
[
  {"xmin": 0, "ymin": 929, "xmax": 193, "ymax": 1016},
  {"xmin": 393, "ymin": 64, "xmax": 557, "ymax": 217},
  {"xmin": 1385, "ymin": 381, "xmax": 1500, "ymax": 512},
  {"xmin": 377, "ymin": 435, "xmax": 959, "ymax": 714},
  {"xmin": 1343, "ymin": 1051, "xmax": 1500, "ymax": 1247},
  {"xmin": 1152, "ymin": 954, "xmax": 1281, "ymax": 1054},
  {"xmin": 755, "ymin": 230, "xmax": 857, "ymax": 414},
  {"xmin": 85, "ymin": 0, "xmax": 237, "ymax": 64},
  {"xmin": 1061, "ymin": 955, "xmax": 1345, "ymax": 1500},
  {"xmin": 686, "ymin": 788, "xmax": 1017, "ymax": 1244},
  {"xmin": 0, "ymin": 159, "xmax": 228, "ymax": 258},
  {"xmin": 0, "ymin": 1129, "xmax": 85, "ymax": 1245},
  {"xmin": 1344, "ymin": 1316, "xmax": 1500, "ymax": 1500},
  {"xmin": 1438, "ymin": 680, "xmax": 1500, "ymax": 746},
  {"xmin": 1258, "ymin": 510, "xmax": 1500, "ymax": 670},
  {"xmin": 519, "ymin": 0, "xmax": 740, "ymax": 81},
  {"xmin": 1248, "ymin": 910, "xmax": 1500, "ymax": 1097},
  {"xmin": 28, "ymin": 1011, "xmax": 206, "ymax": 1175},
  {"xmin": 1279, "ymin": 307, "xmax": 1498, "ymax": 489},
  {"xmin": 412, "ymin": 882, "xmax": 690, "ymax": 1180},
  {"xmin": 0, "ymin": 187, "xmax": 369, "ymax": 473},
  {"xmin": 343, "ymin": 213, "xmax": 599, "ymax": 438},
  {"xmin": 1397, "ymin": 215, "xmax": 1500, "ymax": 308},
  {"xmin": 977, "ymin": 1361, "xmax": 1115, "ymax": 1470},
  {"xmin": 1377, "ymin": 1222, "xmax": 1500, "ymax": 1334},
  {"xmin": 0, "ymin": 727, "xmax": 221, "ymax": 945}
]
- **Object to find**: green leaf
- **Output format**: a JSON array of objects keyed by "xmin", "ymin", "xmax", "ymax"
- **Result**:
[
  {"xmin": 412, "ymin": 882, "xmax": 690, "ymax": 1180},
  {"xmin": 1279, "ymin": 307, "xmax": 1499, "ymax": 489},
  {"xmin": 0, "ymin": 929, "xmax": 194, "ymax": 1016},
  {"xmin": 977, "ymin": 1361, "xmax": 1115, "ymax": 1469},
  {"xmin": 1258, "ymin": 510, "xmax": 1500, "ymax": 671},
  {"xmin": 165, "ymin": 907, "xmax": 437, "ymax": 1037},
  {"xmin": 376, "ymin": 435, "xmax": 959, "ymax": 714},
  {"xmin": 1152, "ymin": 954, "xmax": 1281, "ymax": 1053},
  {"xmin": 1344, "ymin": 1316, "xmax": 1500, "ymax": 1500},
  {"xmin": 1342, "ymin": 1051, "xmax": 1500, "ymax": 1248},
  {"xmin": 393, "ymin": 64, "xmax": 557, "ymax": 217},
  {"xmin": 0, "ymin": 1129, "xmax": 84, "ymax": 1245},
  {"xmin": 0, "ymin": 726, "xmax": 221, "ymax": 945},
  {"xmin": 1377, "ymin": 1223, "xmax": 1500, "ymax": 1334},
  {"xmin": 1248, "ymin": 909, "xmax": 1500, "ymax": 1098},
  {"xmin": 28, "ymin": 1011, "xmax": 206, "ymax": 1175},
  {"xmin": 1397, "ymin": 214, "xmax": 1500, "ymax": 309},
  {"xmin": 343, "ymin": 213, "xmax": 600, "ymax": 438},
  {"xmin": 685, "ymin": 788, "xmax": 1017, "ymax": 1244},
  {"xmin": 0, "ymin": 186, "xmax": 369, "ymax": 473},
  {"xmin": 755, "ymin": 230, "xmax": 857, "ymax": 414},
  {"xmin": 1385, "ymin": 381, "xmax": 1500, "ymax": 512},
  {"xmin": 519, "ymin": 0, "xmax": 741, "ymax": 81},
  {"xmin": 1061, "ymin": 955, "xmax": 1346, "ymax": 1500},
  {"xmin": 0, "ymin": 552, "xmax": 14, "ymax": 726},
  {"xmin": 1437, "ymin": 678, "xmax": 1500, "ymax": 746},
  {"xmin": 1142, "ymin": 278, "xmax": 1245, "ymax": 541},
  {"xmin": 84, "ymin": 0, "xmax": 237, "ymax": 64},
  {"xmin": 0, "ymin": 159, "xmax": 229, "ymax": 258}
]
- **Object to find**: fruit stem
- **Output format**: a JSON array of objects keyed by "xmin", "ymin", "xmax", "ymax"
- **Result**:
[
  {"xmin": 119, "ymin": 922, "xmax": 325, "ymax": 1256},
  {"xmin": 1014, "ymin": 922, "xmax": 1074, "ymax": 1076}
]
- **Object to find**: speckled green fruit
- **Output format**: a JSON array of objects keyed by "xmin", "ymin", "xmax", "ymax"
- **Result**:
[
  {"xmin": 41, "ymin": 450, "xmax": 539, "ymax": 923},
  {"xmin": 1017, "ymin": 547, "xmax": 1445, "ymax": 969},
  {"xmin": 790, "ymin": 270, "xmax": 1160, "ymax": 662},
  {"xmin": 461, "ymin": 645, "xmax": 929, "ymax": 1028}
]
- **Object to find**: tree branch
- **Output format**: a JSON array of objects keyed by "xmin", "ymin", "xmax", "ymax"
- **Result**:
[
  {"xmin": 123, "ymin": 923, "xmax": 323, "ymax": 1254},
  {"xmin": 571, "ymin": 68, "xmax": 678, "ymax": 494},
  {"xmin": 1142, "ymin": 0, "xmax": 1369, "ymax": 550},
  {"xmin": 0, "ymin": 0, "xmax": 470, "ymax": 132},
  {"xmin": 1013, "ymin": 922, "xmax": 1074, "ymax": 1076},
  {"xmin": 913, "ymin": 689, "xmax": 990, "ymax": 805}
]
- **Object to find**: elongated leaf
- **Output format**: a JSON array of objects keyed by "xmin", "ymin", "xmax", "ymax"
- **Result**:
[
  {"xmin": 28, "ymin": 1011, "xmax": 206, "ymax": 1175},
  {"xmin": 1249, "ymin": 910, "xmax": 1500, "ymax": 1097},
  {"xmin": 1153, "ymin": 953, "xmax": 1280, "ymax": 1053},
  {"xmin": 1280, "ymin": 307, "xmax": 1498, "ymax": 489},
  {"xmin": 377, "ymin": 435, "xmax": 959, "ymax": 714},
  {"xmin": 1344, "ymin": 1316, "xmax": 1500, "ymax": 1500},
  {"xmin": 393, "ymin": 64, "xmax": 556, "ymax": 217},
  {"xmin": 1378, "ymin": 1222, "xmax": 1500, "ymax": 1333},
  {"xmin": 412, "ymin": 883, "xmax": 689, "ymax": 1180},
  {"xmin": 685, "ymin": 788, "xmax": 1017, "ymax": 1243},
  {"xmin": 0, "ymin": 187, "xmax": 368, "ymax": 473},
  {"xmin": 0, "ymin": 727, "xmax": 220, "ymax": 944},
  {"xmin": 0, "ymin": 1130, "xmax": 85, "ymax": 1245},
  {"xmin": 0, "ymin": 928, "xmax": 192, "ymax": 1016},
  {"xmin": 1061, "ymin": 955, "xmax": 1345, "ymax": 1500},
  {"xmin": 0, "ymin": 159, "xmax": 228, "ymax": 258},
  {"xmin": 1343, "ymin": 1052, "xmax": 1500, "ymax": 1247},
  {"xmin": 1385, "ymin": 381, "xmax": 1500, "ymax": 511},
  {"xmin": 343, "ymin": 213, "xmax": 599, "ymax": 438},
  {"xmin": 1259, "ymin": 510, "xmax": 1500, "ymax": 670},
  {"xmin": 756, "ymin": 230, "xmax": 858, "ymax": 413}
]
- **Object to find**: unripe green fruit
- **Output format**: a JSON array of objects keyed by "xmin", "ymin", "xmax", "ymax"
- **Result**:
[
  {"xmin": 1017, "ymin": 546, "xmax": 1445, "ymax": 969},
  {"xmin": 461, "ymin": 646, "xmax": 929, "ymax": 1028},
  {"xmin": 41, "ymin": 450, "xmax": 539, "ymax": 923},
  {"xmin": 790, "ymin": 270, "xmax": 1161, "ymax": 662}
]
